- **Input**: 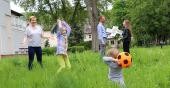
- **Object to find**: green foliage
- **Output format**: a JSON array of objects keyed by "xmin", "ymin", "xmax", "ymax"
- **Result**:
[
  {"xmin": 16, "ymin": 0, "xmax": 71, "ymax": 31},
  {"xmin": 44, "ymin": 39, "xmax": 50, "ymax": 48},
  {"xmin": 68, "ymin": 25, "xmax": 84, "ymax": 47},
  {"xmin": 126, "ymin": 0, "xmax": 170, "ymax": 46},
  {"xmin": 76, "ymin": 41, "xmax": 92, "ymax": 50},
  {"xmin": 68, "ymin": 46, "xmax": 85, "ymax": 53},
  {"xmin": 42, "ymin": 47, "xmax": 55, "ymax": 56},
  {"xmin": 109, "ymin": 0, "xmax": 128, "ymax": 28},
  {"xmin": 14, "ymin": 0, "xmax": 170, "ymax": 47},
  {"xmin": 18, "ymin": 0, "xmax": 87, "ymax": 46},
  {"xmin": 107, "ymin": 0, "xmax": 170, "ymax": 46},
  {"xmin": 68, "ymin": 0, "xmax": 88, "ymax": 47}
]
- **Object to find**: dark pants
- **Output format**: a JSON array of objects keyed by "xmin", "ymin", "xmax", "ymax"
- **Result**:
[
  {"xmin": 123, "ymin": 40, "xmax": 130, "ymax": 53},
  {"xmin": 28, "ymin": 46, "xmax": 43, "ymax": 70}
]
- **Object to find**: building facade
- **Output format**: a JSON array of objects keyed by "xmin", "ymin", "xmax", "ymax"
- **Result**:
[
  {"xmin": 0, "ymin": 0, "xmax": 27, "ymax": 57},
  {"xmin": 0, "ymin": 0, "xmax": 13, "ymax": 56},
  {"xmin": 11, "ymin": 10, "xmax": 27, "ymax": 54},
  {"xmin": 84, "ymin": 23, "xmax": 92, "ymax": 42}
]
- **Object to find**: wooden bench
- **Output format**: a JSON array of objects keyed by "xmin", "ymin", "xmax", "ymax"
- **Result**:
[{"xmin": 19, "ymin": 48, "xmax": 28, "ymax": 54}]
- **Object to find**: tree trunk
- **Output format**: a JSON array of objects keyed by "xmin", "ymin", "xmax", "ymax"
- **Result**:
[
  {"xmin": 46, "ymin": 0, "xmax": 54, "ymax": 17},
  {"xmin": 85, "ymin": 0, "xmax": 99, "ymax": 51},
  {"xmin": 61, "ymin": 0, "xmax": 67, "ymax": 20},
  {"xmin": 70, "ymin": 0, "xmax": 80, "ymax": 24}
]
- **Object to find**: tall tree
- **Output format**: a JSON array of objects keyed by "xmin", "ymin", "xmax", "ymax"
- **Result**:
[
  {"xmin": 127, "ymin": 0, "xmax": 170, "ymax": 46},
  {"xmin": 111, "ymin": 0, "xmax": 128, "ymax": 28},
  {"xmin": 13, "ymin": 0, "xmax": 73, "ymax": 30},
  {"xmin": 85, "ymin": 0, "xmax": 99, "ymax": 51},
  {"xmin": 69, "ymin": 0, "xmax": 88, "ymax": 47}
]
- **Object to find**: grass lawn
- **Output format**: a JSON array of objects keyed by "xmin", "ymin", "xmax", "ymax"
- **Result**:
[{"xmin": 0, "ymin": 46, "xmax": 170, "ymax": 88}]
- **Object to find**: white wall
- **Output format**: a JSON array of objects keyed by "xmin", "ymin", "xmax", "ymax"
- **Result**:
[
  {"xmin": 0, "ymin": 0, "xmax": 12, "ymax": 55},
  {"xmin": 84, "ymin": 34, "xmax": 92, "ymax": 42},
  {"xmin": 12, "ymin": 29, "xmax": 26, "ymax": 52},
  {"xmin": 0, "ymin": 0, "xmax": 10, "ymax": 25},
  {"xmin": 0, "ymin": 0, "xmax": 27, "ymax": 55},
  {"xmin": 11, "ymin": 14, "xmax": 27, "ymax": 53}
]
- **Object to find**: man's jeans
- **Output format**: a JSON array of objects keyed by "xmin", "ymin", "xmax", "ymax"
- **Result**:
[{"xmin": 99, "ymin": 38, "xmax": 107, "ymax": 58}]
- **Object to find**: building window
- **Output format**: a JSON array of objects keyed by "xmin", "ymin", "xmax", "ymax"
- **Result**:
[
  {"xmin": 111, "ymin": 40, "xmax": 114, "ymax": 44},
  {"xmin": 84, "ymin": 35, "xmax": 86, "ymax": 39},
  {"xmin": 118, "ymin": 41, "xmax": 120, "ymax": 44},
  {"xmin": 89, "ymin": 35, "xmax": 92, "ymax": 38}
]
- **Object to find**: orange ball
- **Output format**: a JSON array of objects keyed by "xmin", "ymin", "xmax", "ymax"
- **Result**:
[{"xmin": 117, "ymin": 52, "xmax": 132, "ymax": 68}]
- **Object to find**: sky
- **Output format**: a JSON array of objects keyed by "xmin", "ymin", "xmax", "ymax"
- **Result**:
[{"xmin": 10, "ymin": 1, "xmax": 25, "ymax": 13}]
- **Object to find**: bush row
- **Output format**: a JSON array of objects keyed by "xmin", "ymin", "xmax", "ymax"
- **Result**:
[{"xmin": 42, "ymin": 45, "xmax": 87, "ymax": 55}]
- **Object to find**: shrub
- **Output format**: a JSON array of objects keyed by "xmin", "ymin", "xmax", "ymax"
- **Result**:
[
  {"xmin": 76, "ymin": 41, "xmax": 91, "ymax": 50},
  {"xmin": 42, "ymin": 47, "xmax": 56, "ymax": 56},
  {"xmin": 44, "ymin": 39, "xmax": 50, "ymax": 47},
  {"xmin": 68, "ymin": 46, "xmax": 85, "ymax": 53}
]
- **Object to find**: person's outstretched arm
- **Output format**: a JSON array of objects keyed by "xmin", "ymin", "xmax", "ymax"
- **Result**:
[
  {"xmin": 103, "ymin": 56, "xmax": 118, "ymax": 62},
  {"xmin": 103, "ymin": 56, "xmax": 120, "ymax": 68}
]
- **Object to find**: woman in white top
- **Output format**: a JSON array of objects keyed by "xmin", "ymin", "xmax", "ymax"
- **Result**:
[{"xmin": 23, "ymin": 16, "xmax": 45, "ymax": 70}]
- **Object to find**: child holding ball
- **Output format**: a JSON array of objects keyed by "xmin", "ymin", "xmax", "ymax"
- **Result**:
[{"xmin": 103, "ymin": 48, "xmax": 126, "ymax": 88}]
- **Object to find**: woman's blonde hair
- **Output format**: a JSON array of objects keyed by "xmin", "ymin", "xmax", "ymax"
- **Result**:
[
  {"xmin": 29, "ymin": 16, "xmax": 36, "ymax": 22},
  {"xmin": 124, "ymin": 20, "xmax": 132, "ymax": 35},
  {"xmin": 106, "ymin": 48, "xmax": 120, "ymax": 59}
]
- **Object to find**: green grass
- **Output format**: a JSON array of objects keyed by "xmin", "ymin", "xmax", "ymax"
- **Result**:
[{"xmin": 0, "ymin": 46, "xmax": 170, "ymax": 88}]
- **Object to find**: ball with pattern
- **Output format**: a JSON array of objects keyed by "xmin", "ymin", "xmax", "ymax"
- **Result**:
[{"xmin": 117, "ymin": 52, "xmax": 132, "ymax": 68}]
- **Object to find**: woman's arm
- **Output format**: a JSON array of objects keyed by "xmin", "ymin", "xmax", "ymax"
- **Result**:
[
  {"xmin": 122, "ymin": 29, "xmax": 128, "ymax": 39},
  {"xmin": 22, "ymin": 36, "xmax": 27, "ymax": 44},
  {"xmin": 40, "ymin": 25, "xmax": 51, "ymax": 39}
]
